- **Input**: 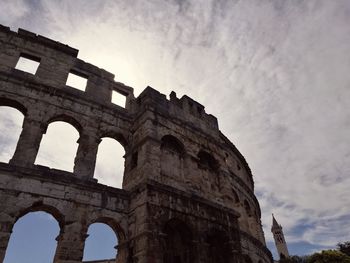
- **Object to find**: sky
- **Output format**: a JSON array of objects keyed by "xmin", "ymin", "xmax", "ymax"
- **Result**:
[{"xmin": 0, "ymin": 0, "xmax": 350, "ymax": 260}]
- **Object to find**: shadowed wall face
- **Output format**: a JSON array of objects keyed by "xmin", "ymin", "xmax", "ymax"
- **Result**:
[
  {"xmin": 0, "ymin": 25, "xmax": 271, "ymax": 263},
  {"xmin": 163, "ymin": 220, "xmax": 193, "ymax": 263}
]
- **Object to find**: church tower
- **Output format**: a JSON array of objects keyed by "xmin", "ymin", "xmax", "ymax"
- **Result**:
[{"xmin": 271, "ymin": 214, "xmax": 289, "ymax": 259}]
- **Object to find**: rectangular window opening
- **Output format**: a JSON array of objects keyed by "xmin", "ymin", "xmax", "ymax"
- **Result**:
[
  {"xmin": 112, "ymin": 90, "xmax": 126, "ymax": 108},
  {"xmin": 15, "ymin": 55, "xmax": 40, "ymax": 75},
  {"xmin": 66, "ymin": 72, "xmax": 88, "ymax": 91}
]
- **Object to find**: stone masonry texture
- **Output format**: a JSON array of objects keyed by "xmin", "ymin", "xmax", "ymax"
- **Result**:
[{"xmin": 0, "ymin": 25, "xmax": 272, "ymax": 263}]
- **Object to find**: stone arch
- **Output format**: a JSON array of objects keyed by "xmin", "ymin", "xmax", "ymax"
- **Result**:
[
  {"xmin": 98, "ymin": 126, "xmax": 129, "ymax": 149},
  {"xmin": 0, "ymin": 97, "xmax": 27, "ymax": 116},
  {"xmin": 94, "ymin": 136, "xmax": 126, "ymax": 187},
  {"xmin": 197, "ymin": 150, "xmax": 220, "ymax": 191},
  {"xmin": 162, "ymin": 218, "xmax": 194, "ymax": 263},
  {"xmin": 232, "ymin": 188, "xmax": 240, "ymax": 205},
  {"xmin": 244, "ymin": 200, "xmax": 252, "ymax": 217},
  {"xmin": 206, "ymin": 228, "xmax": 232, "ymax": 263},
  {"xmin": 83, "ymin": 217, "xmax": 126, "ymax": 262},
  {"xmin": 161, "ymin": 135, "xmax": 185, "ymax": 156},
  {"xmin": 35, "ymin": 118, "xmax": 80, "ymax": 171},
  {"xmin": 160, "ymin": 135, "xmax": 185, "ymax": 181},
  {"xmin": 197, "ymin": 150, "xmax": 219, "ymax": 171},
  {"xmin": 15, "ymin": 202, "xmax": 65, "ymax": 229},
  {"xmin": 89, "ymin": 217, "xmax": 126, "ymax": 242},
  {"xmin": 100, "ymin": 132, "xmax": 128, "ymax": 149},
  {"xmin": 44, "ymin": 114, "xmax": 83, "ymax": 135}
]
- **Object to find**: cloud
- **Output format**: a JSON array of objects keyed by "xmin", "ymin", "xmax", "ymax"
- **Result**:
[
  {"xmin": 1, "ymin": 0, "xmax": 349, "ymax": 257},
  {"xmin": 0, "ymin": 0, "xmax": 30, "ymax": 26}
]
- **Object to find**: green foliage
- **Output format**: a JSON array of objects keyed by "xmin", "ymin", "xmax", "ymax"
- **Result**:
[
  {"xmin": 279, "ymin": 241, "xmax": 350, "ymax": 263},
  {"xmin": 338, "ymin": 242, "xmax": 350, "ymax": 257},
  {"xmin": 306, "ymin": 250, "xmax": 350, "ymax": 263},
  {"xmin": 282, "ymin": 249, "xmax": 350, "ymax": 263}
]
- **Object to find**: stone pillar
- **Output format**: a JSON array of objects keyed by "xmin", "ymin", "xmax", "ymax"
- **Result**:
[
  {"xmin": 116, "ymin": 240, "xmax": 129, "ymax": 263},
  {"xmin": 199, "ymin": 241, "xmax": 210, "ymax": 263},
  {"xmin": 0, "ymin": 213, "xmax": 14, "ymax": 263},
  {"xmin": 73, "ymin": 130, "xmax": 100, "ymax": 179},
  {"xmin": 191, "ymin": 240, "xmax": 200, "ymax": 263},
  {"xmin": 9, "ymin": 117, "xmax": 44, "ymax": 167},
  {"xmin": 230, "ymin": 225, "xmax": 243, "ymax": 263},
  {"xmin": 132, "ymin": 231, "xmax": 152, "ymax": 263},
  {"xmin": 54, "ymin": 222, "xmax": 86, "ymax": 263}
]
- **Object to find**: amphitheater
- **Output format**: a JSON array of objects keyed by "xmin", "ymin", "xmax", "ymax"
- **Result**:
[{"xmin": 0, "ymin": 25, "xmax": 273, "ymax": 263}]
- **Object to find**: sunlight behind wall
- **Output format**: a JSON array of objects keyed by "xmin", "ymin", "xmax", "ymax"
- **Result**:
[
  {"xmin": 112, "ymin": 90, "xmax": 126, "ymax": 108},
  {"xmin": 66, "ymin": 72, "xmax": 88, "ymax": 91},
  {"xmin": 94, "ymin": 138, "xmax": 125, "ymax": 188},
  {"xmin": 0, "ymin": 107, "xmax": 24, "ymax": 163},
  {"xmin": 35, "ymin": 121, "xmax": 79, "ymax": 172},
  {"xmin": 15, "ymin": 56, "xmax": 40, "ymax": 75}
]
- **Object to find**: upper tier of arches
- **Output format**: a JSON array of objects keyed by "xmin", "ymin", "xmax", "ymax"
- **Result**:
[
  {"xmin": 0, "ymin": 44, "xmax": 258, "ymax": 218},
  {"xmin": 0, "ymin": 98, "xmax": 260, "ymax": 220}
]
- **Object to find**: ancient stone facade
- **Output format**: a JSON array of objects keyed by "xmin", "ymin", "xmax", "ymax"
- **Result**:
[{"xmin": 0, "ymin": 25, "xmax": 272, "ymax": 263}]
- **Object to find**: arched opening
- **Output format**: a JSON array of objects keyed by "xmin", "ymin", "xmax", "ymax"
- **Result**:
[
  {"xmin": 206, "ymin": 229, "xmax": 231, "ymax": 263},
  {"xmin": 161, "ymin": 135, "xmax": 185, "ymax": 155},
  {"xmin": 197, "ymin": 150, "xmax": 218, "ymax": 171},
  {"xmin": 0, "ymin": 106, "xmax": 24, "ymax": 163},
  {"xmin": 94, "ymin": 137, "xmax": 125, "ymax": 188},
  {"xmin": 160, "ymin": 135, "xmax": 185, "ymax": 180},
  {"xmin": 244, "ymin": 200, "xmax": 252, "ymax": 217},
  {"xmin": 163, "ymin": 219, "xmax": 194, "ymax": 263},
  {"xmin": 3, "ymin": 211, "xmax": 60, "ymax": 263},
  {"xmin": 244, "ymin": 255, "xmax": 253, "ymax": 263},
  {"xmin": 197, "ymin": 150, "xmax": 220, "ymax": 191},
  {"xmin": 35, "ymin": 121, "xmax": 80, "ymax": 172},
  {"xmin": 83, "ymin": 222, "xmax": 119, "ymax": 261},
  {"xmin": 232, "ymin": 189, "xmax": 240, "ymax": 205}
]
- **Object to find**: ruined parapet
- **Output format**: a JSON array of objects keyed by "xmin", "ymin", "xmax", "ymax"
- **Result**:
[
  {"xmin": 0, "ymin": 25, "xmax": 134, "ymax": 108},
  {"xmin": 0, "ymin": 25, "xmax": 272, "ymax": 263}
]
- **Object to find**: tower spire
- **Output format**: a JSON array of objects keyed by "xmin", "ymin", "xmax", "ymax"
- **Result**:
[
  {"xmin": 271, "ymin": 214, "xmax": 289, "ymax": 260},
  {"xmin": 272, "ymin": 213, "xmax": 279, "ymax": 229}
]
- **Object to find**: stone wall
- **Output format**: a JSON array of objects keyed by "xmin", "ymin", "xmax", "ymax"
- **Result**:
[
  {"xmin": 0, "ymin": 25, "xmax": 272, "ymax": 263},
  {"xmin": 83, "ymin": 260, "xmax": 115, "ymax": 263}
]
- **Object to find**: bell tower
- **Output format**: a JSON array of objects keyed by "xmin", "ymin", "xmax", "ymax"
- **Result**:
[{"xmin": 271, "ymin": 214, "xmax": 289, "ymax": 259}]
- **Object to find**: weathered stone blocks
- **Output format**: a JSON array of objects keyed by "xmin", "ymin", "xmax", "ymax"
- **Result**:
[{"xmin": 0, "ymin": 25, "xmax": 272, "ymax": 263}]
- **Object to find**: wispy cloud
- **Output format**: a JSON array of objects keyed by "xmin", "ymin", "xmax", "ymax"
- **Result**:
[{"xmin": 1, "ymin": 0, "xmax": 349, "ymax": 257}]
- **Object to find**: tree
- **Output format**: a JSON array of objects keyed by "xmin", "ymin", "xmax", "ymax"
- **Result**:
[
  {"xmin": 306, "ymin": 250, "xmax": 350, "ymax": 263},
  {"xmin": 338, "ymin": 242, "xmax": 350, "ymax": 257}
]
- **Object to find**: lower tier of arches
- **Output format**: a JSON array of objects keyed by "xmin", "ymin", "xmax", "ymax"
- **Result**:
[{"xmin": 0, "ymin": 163, "xmax": 272, "ymax": 263}]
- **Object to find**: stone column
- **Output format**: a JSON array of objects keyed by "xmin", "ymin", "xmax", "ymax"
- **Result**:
[
  {"xmin": 0, "ymin": 213, "xmax": 14, "ymax": 263},
  {"xmin": 9, "ymin": 117, "xmax": 44, "ymax": 167},
  {"xmin": 54, "ymin": 222, "xmax": 86, "ymax": 263},
  {"xmin": 115, "ymin": 240, "xmax": 129, "ymax": 263},
  {"xmin": 230, "ymin": 225, "xmax": 243, "ymax": 263},
  {"xmin": 190, "ymin": 240, "xmax": 200, "ymax": 263},
  {"xmin": 73, "ymin": 130, "xmax": 100, "ymax": 179},
  {"xmin": 199, "ymin": 241, "xmax": 210, "ymax": 263}
]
